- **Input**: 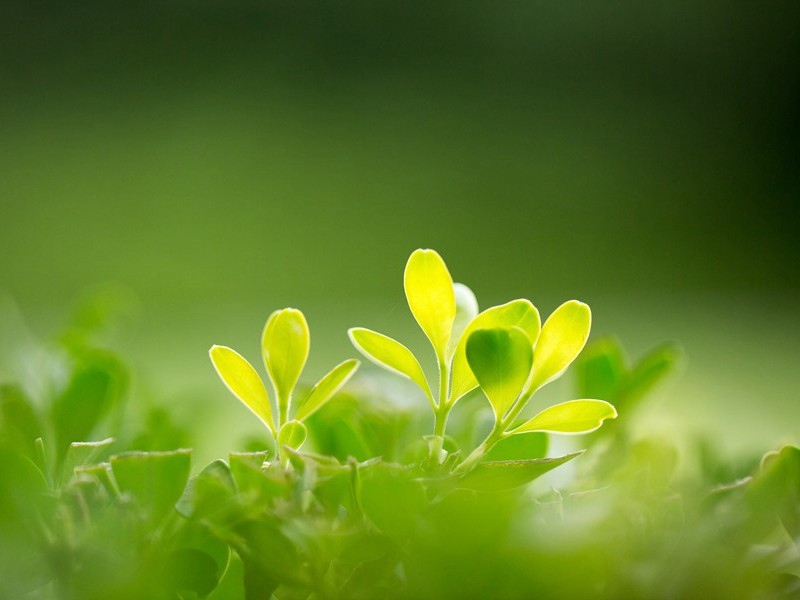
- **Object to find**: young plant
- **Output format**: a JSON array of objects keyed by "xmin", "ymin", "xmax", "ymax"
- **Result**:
[
  {"xmin": 348, "ymin": 249, "xmax": 617, "ymax": 471},
  {"xmin": 209, "ymin": 308, "xmax": 359, "ymax": 458}
]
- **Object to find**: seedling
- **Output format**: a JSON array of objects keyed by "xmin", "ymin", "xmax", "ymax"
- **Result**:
[
  {"xmin": 210, "ymin": 308, "xmax": 359, "ymax": 458},
  {"xmin": 349, "ymin": 249, "xmax": 617, "ymax": 471}
]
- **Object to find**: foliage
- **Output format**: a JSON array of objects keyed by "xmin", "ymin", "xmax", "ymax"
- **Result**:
[{"xmin": 0, "ymin": 251, "xmax": 798, "ymax": 599}]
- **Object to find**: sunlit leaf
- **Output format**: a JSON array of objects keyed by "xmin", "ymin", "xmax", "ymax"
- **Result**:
[
  {"xmin": 348, "ymin": 328, "xmax": 432, "ymax": 400},
  {"xmin": 450, "ymin": 299, "xmax": 541, "ymax": 403},
  {"xmin": 210, "ymin": 345, "xmax": 275, "ymax": 435},
  {"xmin": 261, "ymin": 308, "xmax": 310, "ymax": 406},
  {"xmin": 457, "ymin": 452, "xmax": 584, "ymax": 491},
  {"xmin": 403, "ymin": 249, "xmax": 456, "ymax": 360},
  {"xmin": 527, "ymin": 300, "xmax": 591, "ymax": 392},
  {"xmin": 466, "ymin": 327, "xmax": 533, "ymax": 420},
  {"xmin": 295, "ymin": 359, "xmax": 359, "ymax": 421},
  {"xmin": 278, "ymin": 420, "xmax": 307, "ymax": 450},
  {"xmin": 110, "ymin": 449, "xmax": 191, "ymax": 521},
  {"xmin": 513, "ymin": 399, "xmax": 617, "ymax": 434},
  {"xmin": 485, "ymin": 432, "xmax": 548, "ymax": 461},
  {"xmin": 448, "ymin": 282, "xmax": 479, "ymax": 357}
]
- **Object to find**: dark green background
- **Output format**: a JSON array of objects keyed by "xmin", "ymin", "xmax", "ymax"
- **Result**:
[{"xmin": 1, "ymin": 2, "xmax": 798, "ymax": 462}]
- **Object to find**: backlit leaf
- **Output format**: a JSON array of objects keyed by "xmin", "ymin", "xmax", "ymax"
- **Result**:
[
  {"xmin": 403, "ymin": 249, "xmax": 456, "ymax": 360},
  {"xmin": 457, "ymin": 452, "xmax": 583, "ymax": 491},
  {"xmin": 527, "ymin": 300, "xmax": 591, "ymax": 393},
  {"xmin": 295, "ymin": 359, "xmax": 359, "ymax": 421},
  {"xmin": 513, "ymin": 399, "xmax": 617, "ymax": 434},
  {"xmin": 450, "ymin": 299, "xmax": 540, "ymax": 403},
  {"xmin": 448, "ymin": 282, "xmax": 479, "ymax": 357},
  {"xmin": 348, "ymin": 328, "xmax": 432, "ymax": 400},
  {"xmin": 466, "ymin": 327, "xmax": 533, "ymax": 420},
  {"xmin": 210, "ymin": 345, "xmax": 275, "ymax": 435},
  {"xmin": 261, "ymin": 308, "xmax": 309, "ymax": 405},
  {"xmin": 278, "ymin": 420, "xmax": 307, "ymax": 450}
]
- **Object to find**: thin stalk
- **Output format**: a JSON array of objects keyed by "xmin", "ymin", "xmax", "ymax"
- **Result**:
[
  {"xmin": 454, "ymin": 425, "xmax": 505, "ymax": 474},
  {"xmin": 429, "ymin": 355, "xmax": 450, "ymax": 462}
]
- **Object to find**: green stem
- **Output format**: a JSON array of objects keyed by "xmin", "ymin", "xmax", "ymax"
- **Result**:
[
  {"xmin": 429, "ymin": 355, "xmax": 450, "ymax": 462},
  {"xmin": 454, "ymin": 425, "xmax": 505, "ymax": 474}
]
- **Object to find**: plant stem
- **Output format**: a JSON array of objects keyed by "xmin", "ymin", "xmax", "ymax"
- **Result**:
[
  {"xmin": 454, "ymin": 426, "xmax": 505, "ymax": 474},
  {"xmin": 429, "ymin": 355, "xmax": 450, "ymax": 462}
]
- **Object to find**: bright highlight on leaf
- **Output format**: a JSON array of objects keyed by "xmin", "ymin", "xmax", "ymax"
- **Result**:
[
  {"xmin": 450, "ymin": 299, "xmax": 541, "ymax": 403},
  {"xmin": 404, "ymin": 249, "xmax": 456, "ymax": 360},
  {"xmin": 513, "ymin": 399, "xmax": 617, "ymax": 434},
  {"xmin": 262, "ymin": 308, "xmax": 310, "ymax": 406},
  {"xmin": 527, "ymin": 300, "xmax": 591, "ymax": 392},
  {"xmin": 348, "ymin": 327, "xmax": 432, "ymax": 400},
  {"xmin": 466, "ymin": 327, "xmax": 533, "ymax": 420},
  {"xmin": 278, "ymin": 420, "xmax": 307, "ymax": 450},
  {"xmin": 449, "ymin": 282, "xmax": 479, "ymax": 357},
  {"xmin": 295, "ymin": 359, "xmax": 359, "ymax": 421},
  {"xmin": 209, "ymin": 345, "xmax": 275, "ymax": 435}
]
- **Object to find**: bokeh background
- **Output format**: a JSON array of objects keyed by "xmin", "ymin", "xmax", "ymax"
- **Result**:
[{"xmin": 1, "ymin": 1, "xmax": 798, "ymax": 464}]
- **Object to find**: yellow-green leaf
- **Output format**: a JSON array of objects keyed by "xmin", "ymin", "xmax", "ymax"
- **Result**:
[
  {"xmin": 348, "ymin": 328, "xmax": 432, "ymax": 400},
  {"xmin": 450, "ymin": 300, "xmax": 540, "ymax": 403},
  {"xmin": 403, "ymin": 249, "xmax": 456, "ymax": 360},
  {"xmin": 448, "ymin": 282, "xmax": 479, "ymax": 358},
  {"xmin": 209, "ymin": 345, "xmax": 275, "ymax": 434},
  {"xmin": 527, "ymin": 300, "xmax": 591, "ymax": 393},
  {"xmin": 513, "ymin": 399, "xmax": 617, "ymax": 434},
  {"xmin": 261, "ymin": 308, "xmax": 310, "ymax": 406},
  {"xmin": 466, "ymin": 327, "xmax": 533, "ymax": 420},
  {"xmin": 295, "ymin": 359, "xmax": 359, "ymax": 421},
  {"xmin": 278, "ymin": 420, "xmax": 307, "ymax": 450}
]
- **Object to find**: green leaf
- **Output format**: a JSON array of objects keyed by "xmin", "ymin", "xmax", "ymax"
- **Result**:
[
  {"xmin": 0, "ymin": 385, "xmax": 42, "ymax": 459},
  {"xmin": 110, "ymin": 449, "xmax": 191, "ymax": 521},
  {"xmin": 624, "ymin": 342, "xmax": 682, "ymax": 406},
  {"xmin": 210, "ymin": 345, "xmax": 275, "ymax": 435},
  {"xmin": 457, "ymin": 452, "xmax": 584, "ymax": 491},
  {"xmin": 403, "ymin": 249, "xmax": 456, "ymax": 360},
  {"xmin": 485, "ymin": 432, "xmax": 548, "ymax": 461},
  {"xmin": 575, "ymin": 337, "xmax": 628, "ymax": 401},
  {"xmin": 466, "ymin": 327, "xmax": 533, "ymax": 420},
  {"xmin": 513, "ymin": 400, "xmax": 617, "ymax": 434},
  {"xmin": 748, "ymin": 445, "xmax": 800, "ymax": 538},
  {"xmin": 63, "ymin": 437, "xmax": 114, "ymax": 483},
  {"xmin": 348, "ymin": 328, "xmax": 432, "ymax": 400},
  {"xmin": 261, "ymin": 308, "xmax": 310, "ymax": 407},
  {"xmin": 176, "ymin": 459, "xmax": 236, "ymax": 519},
  {"xmin": 527, "ymin": 300, "xmax": 591, "ymax": 393},
  {"xmin": 278, "ymin": 420, "xmax": 307, "ymax": 450},
  {"xmin": 450, "ymin": 299, "xmax": 540, "ymax": 404},
  {"xmin": 448, "ymin": 282, "xmax": 479, "ymax": 357},
  {"xmin": 295, "ymin": 359, "xmax": 359, "ymax": 421}
]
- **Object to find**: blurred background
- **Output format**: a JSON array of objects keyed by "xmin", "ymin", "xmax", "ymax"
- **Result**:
[{"xmin": 1, "ymin": 1, "xmax": 798, "ymax": 464}]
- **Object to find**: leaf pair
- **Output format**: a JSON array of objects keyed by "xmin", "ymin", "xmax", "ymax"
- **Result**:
[
  {"xmin": 210, "ymin": 308, "xmax": 359, "ymax": 448},
  {"xmin": 464, "ymin": 300, "xmax": 616, "ymax": 436}
]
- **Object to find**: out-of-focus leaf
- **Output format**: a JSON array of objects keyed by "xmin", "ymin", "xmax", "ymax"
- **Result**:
[
  {"xmin": 0, "ymin": 384, "xmax": 42, "ymax": 459},
  {"xmin": 457, "ymin": 452, "xmax": 583, "ymax": 492},
  {"xmin": 575, "ymin": 337, "xmax": 627, "ymax": 401},
  {"xmin": 485, "ymin": 432, "xmax": 548, "ymax": 461},
  {"xmin": 63, "ymin": 437, "xmax": 114, "ymax": 482},
  {"xmin": 527, "ymin": 300, "xmax": 591, "ymax": 392},
  {"xmin": 278, "ymin": 420, "xmax": 307, "ymax": 450},
  {"xmin": 748, "ymin": 445, "xmax": 800, "ymax": 538},
  {"xmin": 295, "ymin": 359, "xmax": 359, "ymax": 421},
  {"xmin": 360, "ymin": 463, "xmax": 426, "ymax": 539},
  {"xmin": 448, "ymin": 282, "xmax": 479, "ymax": 357},
  {"xmin": 624, "ymin": 342, "xmax": 682, "ymax": 406},
  {"xmin": 513, "ymin": 400, "xmax": 617, "ymax": 434},
  {"xmin": 51, "ymin": 351, "xmax": 126, "ymax": 463},
  {"xmin": 164, "ymin": 547, "xmax": 220, "ymax": 597},
  {"xmin": 233, "ymin": 518, "xmax": 302, "ymax": 589},
  {"xmin": 450, "ymin": 299, "xmax": 540, "ymax": 404},
  {"xmin": 210, "ymin": 345, "xmax": 275, "ymax": 435},
  {"xmin": 229, "ymin": 452, "xmax": 290, "ymax": 499},
  {"xmin": 110, "ymin": 449, "xmax": 191, "ymax": 521},
  {"xmin": 261, "ymin": 308, "xmax": 309, "ymax": 406},
  {"xmin": 177, "ymin": 459, "xmax": 236, "ymax": 519},
  {"xmin": 403, "ymin": 248, "xmax": 456, "ymax": 360},
  {"xmin": 466, "ymin": 327, "xmax": 533, "ymax": 420},
  {"xmin": 348, "ymin": 328, "xmax": 432, "ymax": 400}
]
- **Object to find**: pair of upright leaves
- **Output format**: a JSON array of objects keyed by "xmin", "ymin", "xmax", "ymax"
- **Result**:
[
  {"xmin": 210, "ymin": 308, "xmax": 359, "ymax": 449},
  {"xmin": 349, "ymin": 249, "xmax": 616, "ymax": 436}
]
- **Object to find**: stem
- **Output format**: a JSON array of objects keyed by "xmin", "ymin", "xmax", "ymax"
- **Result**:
[
  {"xmin": 429, "ymin": 355, "xmax": 450, "ymax": 462},
  {"xmin": 454, "ymin": 426, "xmax": 505, "ymax": 474}
]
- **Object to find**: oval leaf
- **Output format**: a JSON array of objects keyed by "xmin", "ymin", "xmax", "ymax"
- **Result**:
[
  {"xmin": 403, "ymin": 249, "xmax": 456, "ymax": 360},
  {"xmin": 513, "ymin": 399, "xmax": 617, "ymax": 435},
  {"xmin": 295, "ymin": 359, "xmax": 360, "ymax": 421},
  {"xmin": 210, "ymin": 345, "xmax": 275, "ymax": 435},
  {"xmin": 278, "ymin": 420, "xmax": 307, "ymax": 450},
  {"xmin": 528, "ymin": 300, "xmax": 591, "ymax": 393},
  {"xmin": 261, "ymin": 308, "xmax": 310, "ymax": 405},
  {"xmin": 466, "ymin": 327, "xmax": 534, "ymax": 420},
  {"xmin": 348, "ymin": 328, "xmax": 432, "ymax": 400},
  {"xmin": 457, "ymin": 452, "xmax": 584, "ymax": 492},
  {"xmin": 450, "ymin": 299, "xmax": 540, "ymax": 404},
  {"xmin": 448, "ymin": 282, "xmax": 479, "ymax": 357}
]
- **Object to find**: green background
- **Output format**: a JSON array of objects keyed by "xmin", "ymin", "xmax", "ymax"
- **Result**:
[{"xmin": 1, "ymin": 1, "xmax": 798, "ymax": 462}]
